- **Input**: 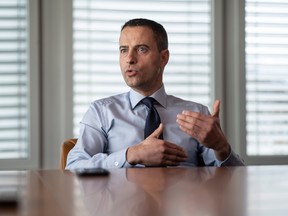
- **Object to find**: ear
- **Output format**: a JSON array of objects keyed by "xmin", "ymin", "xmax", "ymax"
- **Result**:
[{"xmin": 160, "ymin": 49, "xmax": 169, "ymax": 68}]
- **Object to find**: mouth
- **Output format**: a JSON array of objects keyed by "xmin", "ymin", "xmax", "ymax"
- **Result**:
[{"xmin": 125, "ymin": 69, "xmax": 138, "ymax": 77}]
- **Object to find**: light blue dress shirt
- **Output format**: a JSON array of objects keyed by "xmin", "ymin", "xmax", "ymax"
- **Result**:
[{"xmin": 66, "ymin": 85, "xmax": 244, "ymax": 169}]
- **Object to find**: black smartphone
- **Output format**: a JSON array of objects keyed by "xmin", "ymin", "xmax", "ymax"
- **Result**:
[
  {"xmin": 0, "ymin": 188, "xmax": 19, "ymax": 207},
  {"xmin": 75, "ymin": 168, "xmax": 109, "ymax": 177}
]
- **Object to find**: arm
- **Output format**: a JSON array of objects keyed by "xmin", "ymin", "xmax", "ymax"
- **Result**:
[
  {"xmin": 65, "ymin": 102, "xmax": 135, "ymax": 170},
  {"xmin": 176, "ymin": 100, "xmax": 244, "ymax": 166},
  {"xmin": 67, "ymin": 122, "xmax": 188, "ymax": 169},
  {"xmin": 65, "ymin": 123, "xmax": 133, "ymax": 169}
]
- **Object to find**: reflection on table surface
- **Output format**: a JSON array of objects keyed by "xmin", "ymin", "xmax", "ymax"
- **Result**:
[{"xmin": 0, "ymin": 166, "xmax": 288, "ymax": 216}]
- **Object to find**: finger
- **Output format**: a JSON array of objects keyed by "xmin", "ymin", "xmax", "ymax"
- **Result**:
[
  {"xmin": 177, "ymin": 114, "xmax": 196, "ymax": 129},
  {"xmin": 163, "ymin": 161, "xmax": 181, "ymax": 166},
  {"xmin": 163, "ymin": 154, "xmax": 189, "ymax": 166},
  {"xmin": 179, "ymin": 124, "xmax": 202, "ymax": 142},
  {"xmin": 148, "ymin": 123, "xmax": 164, "ymax": 139},
  {"xmin": 164, "ymin": 143, "xmax": 188, "ymax": 158},
  {"xmin": 164, "ymin": 154, "xmax": 187, "ymax": 163},
  {"xmin": 177, "ymin": 118, "xmax": 202, "ymax": 130},
  {"xmin": 178, "ymin": 112, "xmax": 206, "ymax": 123},
  {"xmin": 212, "ymin": 99, "xmax": 220, "ymax": 118}
]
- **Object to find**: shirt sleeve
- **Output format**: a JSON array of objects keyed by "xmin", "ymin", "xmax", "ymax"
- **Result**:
[
  {"xmin": 199, "ymin": 105, "xmax": 245, "ymax": 167},
  {"xmin": 65, "ymin": 102, "xmax": 134, "ymax": 170},
  {"xmin": 201, "ymin": 146, "xmax": 245, "ymax": 167},
  {"xmin": 218, "ymin": 150, "xmax": 245, "ymax": 166},
  {"xmin": 65, "ymin": 139, "xmax": 134, "ymax": 169}
]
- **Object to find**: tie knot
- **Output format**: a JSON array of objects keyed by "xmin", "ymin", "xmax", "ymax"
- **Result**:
[{"xmin": 141, "ymin": 97, "xmax": 156, "ymax": 109}]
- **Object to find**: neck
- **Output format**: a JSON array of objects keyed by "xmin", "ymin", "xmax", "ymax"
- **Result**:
[{"xmin": 132, "ymin": 84, "xmax": 163, "ymax": 97}]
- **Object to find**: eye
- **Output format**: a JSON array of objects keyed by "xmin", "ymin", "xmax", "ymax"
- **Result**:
[
  {"xmin": 119, "ymin": 47, "xmax": 128, "ymax": 54},
  {"xmin": 137, "ymin": 46, "xmax": 148, "ymax": 54}
]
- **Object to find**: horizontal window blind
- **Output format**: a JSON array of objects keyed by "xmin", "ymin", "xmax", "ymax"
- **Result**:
[
  {"xmin": 245, "ymin": 0, "xmax": 288, "ymax": 155},
  {"xmin": 73, "ymin": 0, "xmax": 211, "ymax": 136},
  {"xmin": 0, "ymin": 0, "xmax": 28, "ymax": 159}
]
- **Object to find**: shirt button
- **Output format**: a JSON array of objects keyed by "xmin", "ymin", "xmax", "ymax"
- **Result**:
[{"xmin": 114, "ymin": 161, "xmax": 119, "ymax": 166}]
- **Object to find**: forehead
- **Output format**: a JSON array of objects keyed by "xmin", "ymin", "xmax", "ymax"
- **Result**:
[{"xmin": 119, "ymin": 26, "xmax": 156, "ymax": 45}]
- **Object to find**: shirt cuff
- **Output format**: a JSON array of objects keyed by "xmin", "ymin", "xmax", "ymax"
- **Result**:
[
  {"xmin": 217, "ymin": 150, "xmax": 245, "ymax": 166},
  {"xmin": 122, "ymin": 148, "xmax": 145, "ymax": 168},
  {"xmin": 103, "ymin": 148, "xmax": 131, "ymax": 168}
]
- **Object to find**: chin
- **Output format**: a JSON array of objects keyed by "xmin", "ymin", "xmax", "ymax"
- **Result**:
[{"xmin": 125, "ymin": 79, "xmax": 141, "ymax": 88}]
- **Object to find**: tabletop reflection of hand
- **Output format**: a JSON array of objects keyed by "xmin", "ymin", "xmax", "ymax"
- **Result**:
[
  {"xmin": 126, "ymin": 167, "xmax": 188, "ymax": 209},
  {"xmin": 77, "ymin": 168, "xmax": 186, "ymax": 216},
  {"xmin": 76, "ymin": 169, "xmax": 152, "ymax": 216},
  {"xmin": 164, "ymin": 167, "xmax": 236, "ymax": 216},
  {"xmin": 76, "ymin": 167, "xmax": 241, "ymax": 216}
]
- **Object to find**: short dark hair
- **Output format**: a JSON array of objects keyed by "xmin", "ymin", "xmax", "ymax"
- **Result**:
[{"xmin": 121, "ymin": 18, "xmax": 168, "ymax": 51}]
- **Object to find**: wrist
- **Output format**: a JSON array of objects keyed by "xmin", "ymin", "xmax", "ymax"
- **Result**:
[
  {"xmin": 126, "ymin": 146, "xmax": 140, "ymax": 165},
  {"xmin": 214, "ymin": 142, "xmax": 231, "ymax": 161}
]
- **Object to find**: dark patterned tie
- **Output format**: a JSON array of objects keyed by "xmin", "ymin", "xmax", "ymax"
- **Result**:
[{"xmin": 141, "ymin": 97, "xmax": 163, "ymax": 139}]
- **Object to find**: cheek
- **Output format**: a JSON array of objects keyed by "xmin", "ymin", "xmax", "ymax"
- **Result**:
[
  {"xmin": 119, "ymin": 60, "xmax": 125, "ymax": 73},
  {"xmin": 146, "ymin": 58, "xmax": 161, "ymax": 71},
  {"xmin": 151, "ymin": 62, "xmax": 162, "ymax": 77}
]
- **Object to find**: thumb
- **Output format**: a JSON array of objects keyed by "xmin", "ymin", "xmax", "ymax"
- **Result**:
[
  {"xmin": 212, "ymin": 99, "xmax": 220, "ymax": 118},
  {"xmin": 148, "ymin": 123, "xmax": 164, "ymax": 139}
]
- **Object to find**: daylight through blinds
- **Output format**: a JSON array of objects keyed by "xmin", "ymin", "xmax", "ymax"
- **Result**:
[
  {"xmin": 246, "ymin": 0, "xmax": 288, "ymax": 155},
  {"xmin": 0, "ymin": 0, "xmax": 28, "ymax": 158}
]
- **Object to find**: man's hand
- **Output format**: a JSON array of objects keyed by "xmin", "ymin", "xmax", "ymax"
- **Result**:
[
  {"xmin": 126, "ymin": 123, "xmax": 187, "ymax": 167},
  {"xmin": 176, "ymin": 100, "xmax": 230, "ymax": 161}
]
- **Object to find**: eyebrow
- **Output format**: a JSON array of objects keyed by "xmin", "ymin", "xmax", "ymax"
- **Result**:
[
  {"xmin": 119, "ymin": 45, "xmax": 128, "ymax": 50},
  {"xmin": 136, "ymin": 44, "xmax": 150, "ymax": 49},
  {"xmin": 119, "ymin": 44, "xmax": 150, "ymax": 49}
]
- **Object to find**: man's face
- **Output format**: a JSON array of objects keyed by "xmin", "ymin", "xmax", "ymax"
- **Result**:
[{"xmin": 119, "ymin": 26, "xmax": 169, "ymax": 96}]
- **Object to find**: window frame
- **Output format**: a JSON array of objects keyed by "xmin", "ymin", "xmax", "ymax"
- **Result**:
[
  {"xmin": 0, "ymin": 0, "xmax": 40, "ymax": 169},
  {"xmin": 225, "ymin": 0, "xmax": 288, "ymax": 165},
  {"xmin": 41, "ymin": 0, "xmax": 74, "ymax": 169}
]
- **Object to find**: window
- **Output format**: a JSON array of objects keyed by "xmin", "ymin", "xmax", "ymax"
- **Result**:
[
  {"xmin": 0, "ymin": 0, "xmax": 28, "ymax": 158},
  {"xmin": 0, "ymin": 0, "xmax": 39, "ymax": 169},
  {"xmin": 73, "ymin": 0, "xmax": 212, "ymax": 136},
  {"xmin": 245, "ymin": 0, "xmax": 288, "ymax": 155}
]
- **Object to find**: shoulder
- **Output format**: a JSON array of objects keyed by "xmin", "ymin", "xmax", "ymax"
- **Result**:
[
  {"xmin": 91, "ymin": 92, "xmax": 129, "ymax": 107},
  {"xmin": 166, "ymin": 94, "xmax": 210, "ymax": 114},
  {"xmin": 82, "ymin": 92, "xmax": 129, "ymax": 124}
]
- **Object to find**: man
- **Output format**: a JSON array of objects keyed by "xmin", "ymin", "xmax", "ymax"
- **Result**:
[{"xmin": 66, "ymin": 18, "xmax": 244, "ymax": 169}]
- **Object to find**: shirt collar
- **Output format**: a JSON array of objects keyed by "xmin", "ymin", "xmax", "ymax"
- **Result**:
[{"xmin": 129, "ymin": 85, "xmax": 167, "ymax": 109}]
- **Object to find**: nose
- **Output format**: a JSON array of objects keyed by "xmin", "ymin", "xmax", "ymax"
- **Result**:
[{"xmin": 126, "ymin": 50, "xmax": 136, "ymax": 64}]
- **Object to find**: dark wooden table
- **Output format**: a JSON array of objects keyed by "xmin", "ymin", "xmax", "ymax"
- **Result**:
[{"xmin": 0, "ymin": 166, "xmax": 287, "ymax": 216}]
